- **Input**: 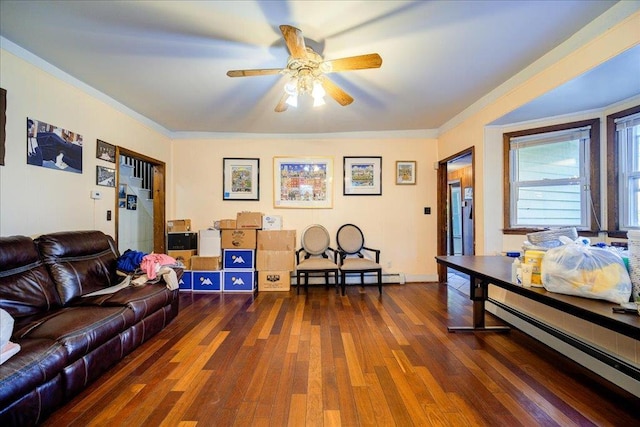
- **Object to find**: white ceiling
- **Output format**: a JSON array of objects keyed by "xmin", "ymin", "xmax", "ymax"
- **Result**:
[{"xmin": 1, "ymin": 0, "xmax": 638, "ymax": 135}]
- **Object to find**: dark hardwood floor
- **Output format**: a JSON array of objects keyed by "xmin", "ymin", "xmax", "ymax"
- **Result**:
[{"xmin": 43, "ymin": 282, "xmax": 639, "ymax": 426}]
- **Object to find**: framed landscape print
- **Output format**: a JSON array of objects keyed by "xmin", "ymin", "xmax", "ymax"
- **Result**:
[
  {"xmin": 273, "ymin": 156, "xmax": 333, "ymax": 208},
  {"xmin": 223, "ymin": 158, "xmax": 259, "ymax": 201},
  {"xmin": 396, "ymin": 160, "xmax": 416, "ymax": 185},
  {"xmin": 343, "ymin": 156, "xmax": 382, "ymax": 195}
]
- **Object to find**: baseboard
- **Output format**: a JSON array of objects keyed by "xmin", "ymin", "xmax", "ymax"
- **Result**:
[
  {"xmin": 487, "ymin": 300, "xmax": 640, "ymax": 398},
  {"xmin": 292, "ymin": 272, "xmax": 405, "ymax": 286}
]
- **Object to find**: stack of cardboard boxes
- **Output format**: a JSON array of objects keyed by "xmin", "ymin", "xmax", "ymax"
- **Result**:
[{"xmin": 171, "ymin": 212, "xmax": 295, "ymax": 293}]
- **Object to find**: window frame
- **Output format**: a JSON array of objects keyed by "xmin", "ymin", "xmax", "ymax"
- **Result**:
[
  {"xmin": 503, "ymin": 118, "xmax": 600, "ymax": 235},
  {"xmin": 607, "ymin": 105, "xmax": 640, "ymax": 239}
]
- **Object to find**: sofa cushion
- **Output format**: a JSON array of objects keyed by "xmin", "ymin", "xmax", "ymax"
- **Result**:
[
  {"xmin": 0, "ymin": 235, "xmax": 61, "ymax": 318},
  {"xmin": 13, "ymin": 306, "xmax": 133, "ymax": 361},
  {"xmin": 0, "ymin": 338, "xmax": 67, "ymax": 409},
  {"xmin": 35, "ymin": 231, "xmax": 120, "ymax": 304}
]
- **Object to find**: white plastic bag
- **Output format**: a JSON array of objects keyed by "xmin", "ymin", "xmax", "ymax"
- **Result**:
[{"xmin": 541, "ymin": 238, "xmax": 632, "ymax": 304}]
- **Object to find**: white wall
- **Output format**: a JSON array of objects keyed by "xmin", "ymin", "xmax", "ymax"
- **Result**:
[
  {"xmin": 170, "ymin": 135, "xmax": 439, "ymax": 281},
  {"xmin": 0, "ymin": 46, "xmax": 172, "ymax": 238},
  {"xmin": 485, "ymin": 94, "xmax": 640, "ymax": 255},
  {"xmin": 438, "ymin": 5, "xmax": 640, "ymax": 254}
]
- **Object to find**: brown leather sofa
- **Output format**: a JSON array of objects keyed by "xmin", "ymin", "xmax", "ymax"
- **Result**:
[{"xmin": 0, "ymin": 230, "xmax": 180, "ymax": 426}]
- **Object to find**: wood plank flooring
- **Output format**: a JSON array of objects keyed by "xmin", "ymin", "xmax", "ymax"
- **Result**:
[{"xmin": 42, "ymin": 283, "xmax": 639, "ymax": 426}]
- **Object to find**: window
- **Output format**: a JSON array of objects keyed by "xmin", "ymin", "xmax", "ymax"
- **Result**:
[
  {"xmin": 503, "ymin": 119, "xmax": 600, "ymax": 233},
  {"xmin": 607, "ymin": 105, "xmax": 640, "ymax": 237}
]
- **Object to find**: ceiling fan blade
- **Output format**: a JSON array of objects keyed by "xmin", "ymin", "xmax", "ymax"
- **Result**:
[
  {"xmin": 275, "ymin": 93, "xmax": 289, "ymax": 112},
  {"xmin": 323, "ymin": 53, "xmax": 382, "ymax": 73},
  {"xmin": 227, "ymin": 68, "xmax": 283, "ymax": 78},
  {"xmin": 321, "ymin": 78, "xmax": 354, "ymax": 106},
  {"xmin": 280, "ymin": 24, "xmax": 307, "ymax": 59}
]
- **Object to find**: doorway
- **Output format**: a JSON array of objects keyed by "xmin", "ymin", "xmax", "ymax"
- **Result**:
[
  {"xmin": 116, "ymin": 147, "xmax": 166, "ymax": 254},
  {"xmin": 437, "ymin": 148, "xmax": 474, "ymax": 282}
]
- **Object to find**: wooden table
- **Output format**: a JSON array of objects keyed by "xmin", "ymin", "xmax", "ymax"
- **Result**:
[{"xmin": 436, "ymin": 255, "xmax": 640, "ymax": 339}]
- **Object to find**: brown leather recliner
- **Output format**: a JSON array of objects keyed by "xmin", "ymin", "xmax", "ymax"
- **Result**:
[{"xmin": 0, "ymin": 230, "xmax": 180, "ymax": 426}]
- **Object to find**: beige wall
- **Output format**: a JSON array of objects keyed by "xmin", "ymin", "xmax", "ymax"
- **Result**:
[
  {"xmin": 170, "ymin": 136, "xmax": 439, "ymax": 281},
  {"xmin": 438, "ymin": 8, "xmax": 640, "ymax": 255},
  {"xmin": 0, "ymin": 47, "xmax": 172, "ymax": 238}
]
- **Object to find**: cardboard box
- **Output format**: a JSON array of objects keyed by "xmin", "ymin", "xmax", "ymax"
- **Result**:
[
  {"xmin": 167, "ymin": 232, "xmax": 198, "ymax": 250},
  {"xmin": 223, "ymin": 270, "xmax": 256, "ymax": 293},
  {"xmin": 168, "ymin": 249, "xmax": 197, "ymax": 269},
  {"xmin": 221, "ymin": 229, "xmax": 257, "ymax": 249},
  {"xmin": 167, "ymin": 219, "xmax": 191, "ymax": 232},
  {"xmin": 257, "ymin": 230, "xmax": 296, "ymax": 251},
  {"xmin": 258, "ymin": 271, "xmax": 291, "ymax": 291},
  {"xmin": 236, "ymin": 212, "xmax": 263, "ymax": 229},
  {"xmin": 193, "ymin": 271, "xmax": 222, "ymax": 292},
  {"xmin": 216, "ymin": 219, "xmax": 236, "ymax": 230},
  {"xmin": 178, "ymin": 271, "xmax": 192, "ymax": 291},
  {"xmin": 256, "ymin": 250, "xmax": 295, "ymax": 271},
  {"xmin": 190, "ymin": 256, "xmax": 221, "ymax": 271},
  {"xmin": 262, "ymin": 215, "xmax": 283, "ymax": 230},
  {"xmin": 223, "ymin": 249, "xmax": 255, "ymax": 270},
  {"xmin": 199, "ymin": 229, "xmax": 221, "ymax": 256}
]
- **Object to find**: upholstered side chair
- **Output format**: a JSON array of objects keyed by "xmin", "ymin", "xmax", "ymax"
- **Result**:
[
  {"xmin": 295, "ymin": 224, "xmax": 340, "ymax": 294},
  {"xmin": 336, "ymin": 223, "xmax": 382, "ymax": 295}
]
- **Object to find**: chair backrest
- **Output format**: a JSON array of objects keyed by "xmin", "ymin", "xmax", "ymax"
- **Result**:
[
  {"xmin": 336, "ymin": 224, "xmax": 364, "ymax": 255},
  {"xmin": 301, "ymin": 225, "xmax": 331, "ymax": 256}
]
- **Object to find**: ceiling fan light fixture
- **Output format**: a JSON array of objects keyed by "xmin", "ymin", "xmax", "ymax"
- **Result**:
[
  {"xmin": 286, "ymin": 94, "xmax": 298, "ymax": 107},
  {"xmin": 284, "ymin": 78, "xmax": 298, "ymax": 96},
  {"xmin": 312, "ymin": 80, "xmax": 326, "ymax": 107}
]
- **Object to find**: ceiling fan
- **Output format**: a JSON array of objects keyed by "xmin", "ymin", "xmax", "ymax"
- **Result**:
[{"xmin": 226, "ymin": 25, "xmax": 382, "ymax": 112}]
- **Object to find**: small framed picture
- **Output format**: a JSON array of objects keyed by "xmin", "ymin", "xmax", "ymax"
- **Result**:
[
  {"xmin": 396, "ymin": 160, "xmax": 416, "ymax": 185},
  {"xmin": 96, "ymin": 165, "xmax": 116, "ymax": 187},
  {"xmin": 126, "ymin": 194, "xmax": 137, "ymax": 210},
  {"xmin": 96, "ymin": 139, "xmax": 116, "ymax": 163},
  {"xmin": 223, "ymin": 158, "xmax": 260, "ymax": 201},
  {"xmin": 118, "ymin": 184, "xmax": 127, "ymax": 207},
  {"xmin": 343, "ymin": 156, "xmax": 382, "ymax": 196}
]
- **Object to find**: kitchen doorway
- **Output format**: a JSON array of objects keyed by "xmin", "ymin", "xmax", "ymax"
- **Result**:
[{"xmin": 437, "ymin": 148, "xmax": 474, "ymax": 282}]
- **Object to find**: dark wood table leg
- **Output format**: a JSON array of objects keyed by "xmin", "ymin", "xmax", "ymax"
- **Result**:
[{"xmin": 448, "ymin": 276, "xmax": 510, "ymax": 333}]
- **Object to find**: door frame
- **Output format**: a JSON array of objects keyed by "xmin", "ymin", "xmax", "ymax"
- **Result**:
[
  {"xmin": 437, "ymin": 147, "xmax": 475, "ymax": 282},
  {"xmin": 115, "ymin": 147, "xmax": 166, "ymax": 254}
]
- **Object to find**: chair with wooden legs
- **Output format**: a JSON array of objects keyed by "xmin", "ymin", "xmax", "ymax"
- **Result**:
[
  {"xmin": 295, "ymin": 224, "xmax": 340, "ymax": 294},
  {"xmin": 336, "ymin": 223, "xmax": 383, "ymax": 295}
]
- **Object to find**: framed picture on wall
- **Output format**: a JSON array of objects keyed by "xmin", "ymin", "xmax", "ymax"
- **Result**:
[
  {"xmin": 127, "ymin": 194, "xmax": 137, "ymax": 210},
  {"xmin": 395, "ymin": 160, "xmax": 416, "ymax": 185},
  {"xmin": 343, "ymin": 156, "xmax": 382, "ymax": 195},
  {"xmin": 96, "ymin": 165, "xmax": 116, "ymax": 187},
  {"xmin": 96, "ymin": 139, "xmax": 116, "ymax": 163},
  {"xmin": 223, "ymin": 158, "xmax": 260, "ymax": 201},
  {"xmin": 27, "ymin": 117, "xmax": 83, "ymax": 173},
  {"xmin": 273, "ymin": 156, "xmax": 333, "ymax": 208}
]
